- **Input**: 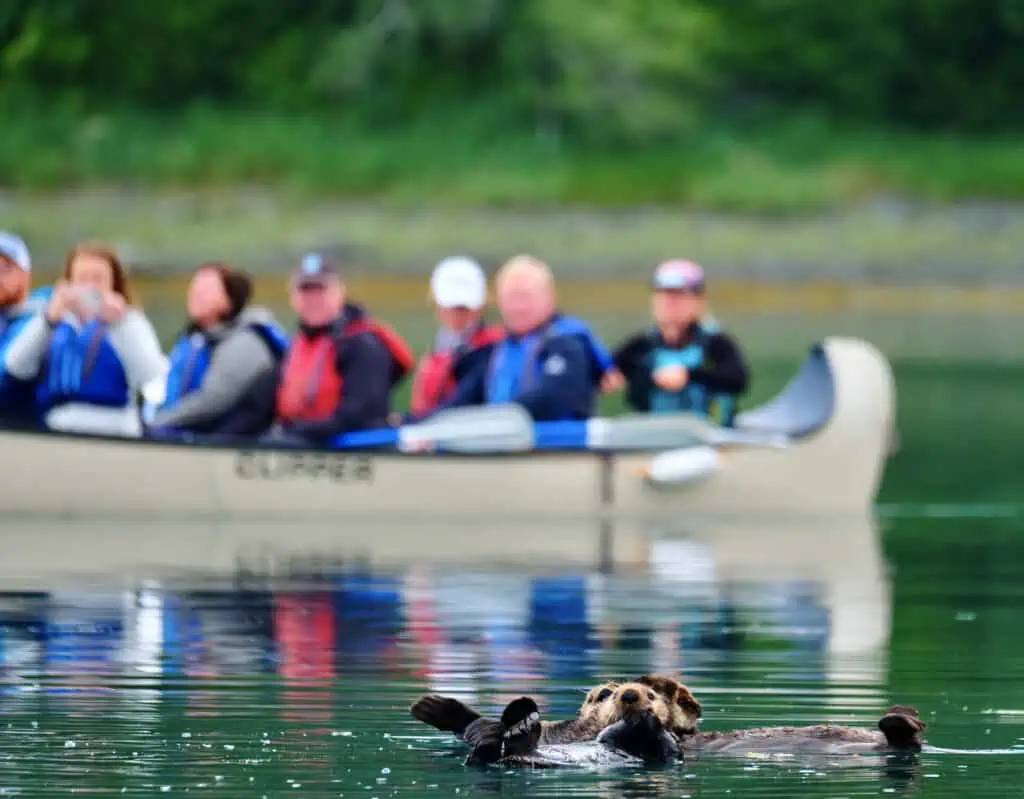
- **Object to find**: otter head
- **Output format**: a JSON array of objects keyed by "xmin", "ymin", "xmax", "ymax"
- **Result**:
[
  {"xmin": 635, "ymin": 674, "xmax": 703, "ymax": 737},
  {"xmin": 578, "ymin": 681, "xmax": 619, "ymax": 722},
  {"xmin": 593, "ymin": 681, "xmax": 680, "ymax": 763},
  {"xmin": 593, "ymin": 681, "xmax": 673, "ymax": 729}
]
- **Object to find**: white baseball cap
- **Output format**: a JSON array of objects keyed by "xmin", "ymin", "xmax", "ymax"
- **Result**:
[
  {"xmin": 0, "ymin": 232, "xmax": 30, "ymax": 271},
  {"xmin": 430, "ymin": 256, "xmax": 486, "ymax": 309}
]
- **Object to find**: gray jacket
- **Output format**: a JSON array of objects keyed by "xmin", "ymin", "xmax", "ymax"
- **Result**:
[{"xmin": 149, "ymin": 306, "xmax": 282, "ymax": 431}]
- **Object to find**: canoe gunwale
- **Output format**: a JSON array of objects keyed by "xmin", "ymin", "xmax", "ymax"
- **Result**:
[{"xmin": 0, "ymin": 340, "xmax": 838, "ymax": 457}]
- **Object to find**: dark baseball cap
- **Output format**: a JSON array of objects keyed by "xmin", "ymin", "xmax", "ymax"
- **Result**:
[
  {"xmin": 292, "ymin": 252, "xmax": 341, "ymax": 286},
  {"xmin": 652, "ymin": 259, "xmax": 705, "ymax": 292}
]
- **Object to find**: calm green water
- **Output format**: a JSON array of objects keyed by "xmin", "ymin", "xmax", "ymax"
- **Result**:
[
  {"xmin": 2, "ymin": 517, "xmax": 1024, "ymax": 796},
  {"xmin": 3, "ymin": 294, "xmax": 1023, "ymax": 795}
]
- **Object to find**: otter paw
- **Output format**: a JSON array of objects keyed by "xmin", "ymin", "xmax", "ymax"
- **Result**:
[{"xmin": 879, "ymin": 705, "xmax": 926, "ymax": 748}]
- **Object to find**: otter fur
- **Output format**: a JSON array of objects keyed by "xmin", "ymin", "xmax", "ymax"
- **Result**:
[
  {"xmin": 633, "ymin": 675, "xmax": 927, "ymax": 757},
  {"xmin": 410, "ymin": 679, "xmax": 621, "ymax": 749},
  {"xmin": 467, "ymin": 682, "xmax": 685, "ymax": 767},
  {"xmin": 410, "ymin": 676, "xmax": 701, "ymax": 768}
]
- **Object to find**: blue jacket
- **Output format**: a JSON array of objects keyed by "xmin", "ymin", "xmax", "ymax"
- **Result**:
[
  {"xmin": 0, "ymin": 287, "xmax": 51, "ymax": 422},
  {"xmin": 444, "ymin": 314, "xmax": 603, "ymax": 421},
  {"xmin": 38, "ymin": 318, "xmax": 131, "ymax": 411}
]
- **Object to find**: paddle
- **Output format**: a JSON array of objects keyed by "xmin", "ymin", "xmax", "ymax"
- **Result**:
[
  {"xmin": 534, "ymin": 412, "xmax": 790, "ymax": 452},
  {"xmin": 334, "ymin": 403, "xmax": 535, "ymax": 453}
]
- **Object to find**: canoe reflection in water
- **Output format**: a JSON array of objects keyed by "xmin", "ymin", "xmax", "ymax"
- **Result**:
[{"xmin": 0, "ymin": 515, "xmax": 888, "ymax": 699}]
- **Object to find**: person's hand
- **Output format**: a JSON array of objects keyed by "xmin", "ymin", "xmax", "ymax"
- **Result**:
[
  {"xmin": 399, "ymin": 435, "xmax": 436, "ymax": 454},
  {"xmin": 653, "ymin": 364, "xmax": 688, "ymax": 392},
  {"xmin": 600, "ymin": 368, "xmax": 625, "ymax": 393},
  {"xmin": 45, "ymin": 281, "xmax": 75, "ymax": 324},
  {"xmin": 98, "ymin": 291, "xmax": 126, "ymax": 324}
]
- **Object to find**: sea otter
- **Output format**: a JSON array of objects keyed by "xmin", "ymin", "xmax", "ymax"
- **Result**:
[
  {"xmin": 412, "ymin": 674, "xmax": 927, "ymax": 766},
  {"xmin": 630, "ymin": 675, "xmax": 927, "ymax": 757},
  {"xmin": 411, "ymin": 678, "xmax": 700, "ymax": 767}
]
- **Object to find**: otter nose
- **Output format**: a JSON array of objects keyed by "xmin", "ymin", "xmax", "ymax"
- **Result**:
[{"xmin": 621, "ymin": 689, "xmax": 640, "ymax": 704}]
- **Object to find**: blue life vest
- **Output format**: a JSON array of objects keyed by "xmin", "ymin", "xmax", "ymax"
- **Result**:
[
  {"xmin": 161, "ymin": 320, "xmax": 290, "ymax": 412},
  {"xmin": 528, "ymin": 575, "xmax": 593, "ymax": 678},
  {"xmin": 38, "ymin": 318, "xmax": 130, "ymax": 411},
  {"xmin": 648, "ymin": 321, "xmax": 736, "ymax": 425},
  {"xmin": 485, "ymin": 315, "xmax": 608, "ymax": 405},
  {"xmin": 0, "ymin": 287, "xmax": 52, "ymax": 419}
]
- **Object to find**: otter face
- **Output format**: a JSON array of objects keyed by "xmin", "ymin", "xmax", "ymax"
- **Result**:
[
  {"xmin": 635, "ymin": 674, "xmax": 703, "ymax": 737},
  {"xmin": 592, "ymin": 681, "xmax": 673, "ymax": 730},
  {"xmin": 578, "ymin": 681, "xmax": 619, "ymax": 722}
]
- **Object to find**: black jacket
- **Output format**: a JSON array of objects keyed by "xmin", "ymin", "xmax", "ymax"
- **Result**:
[{"xmin": 613, "ymin": 324, "xmax": 750, "ymax": 413}]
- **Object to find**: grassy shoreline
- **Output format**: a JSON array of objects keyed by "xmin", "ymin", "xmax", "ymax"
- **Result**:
[
  {"xmin": 7, "ymin": 189, "xmax": 1024, "ymax": 286},
  {"xmin": 2, "ymin": 109, "xmax": 1022, "ymax": 284}
]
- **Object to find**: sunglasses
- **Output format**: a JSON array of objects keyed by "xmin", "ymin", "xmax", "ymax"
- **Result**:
[{"xmin": 294, "ymin": 280, "xmax": 328, "ymax": 292}]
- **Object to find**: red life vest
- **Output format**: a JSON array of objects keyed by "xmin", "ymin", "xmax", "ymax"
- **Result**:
[
  {"xmin": 409, "ymin": 324, "xmax": 503, "ymax": 416},
  {"xmin": 276, "ymin": 317, "xmax": 415, "ymax": 424}
]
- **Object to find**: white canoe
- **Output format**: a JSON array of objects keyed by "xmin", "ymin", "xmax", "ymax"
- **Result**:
[{"xmin": 0, "ymin": 336, "xmax": 895, "ymax": 522}]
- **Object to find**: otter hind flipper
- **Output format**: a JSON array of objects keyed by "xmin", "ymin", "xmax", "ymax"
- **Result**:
[
  {"xmin": 463, "ymin": 697, "xmax": 542, "ymax": 766},
  {"xmin": 879, "ymin": 705, "xmax": 926, "ymax": 748},
  {"xmin": 463, "ymin": 718, "xmax": 506, "ymax": 766},
  {"xmin": 410, "ymin": 694, "xmax": 482, "ymax": 736},
  {"xmin": 501, "ymin": 697, "xmax": 543, "ymax": 756}
]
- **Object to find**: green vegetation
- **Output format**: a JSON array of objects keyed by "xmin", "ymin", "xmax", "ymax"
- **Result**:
[
  {"xmin": 1, "ymin": 0, "xmax": 1022, "ymax": 213},
  {"xmin": 3, "ymin": 107, "xmax": 1024, "ymax": 212}
]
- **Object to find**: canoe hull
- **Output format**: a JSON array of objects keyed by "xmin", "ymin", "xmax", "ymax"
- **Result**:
[{"xmin": 0, "ymin": 337, "xmax": 894, "ymax": 521}]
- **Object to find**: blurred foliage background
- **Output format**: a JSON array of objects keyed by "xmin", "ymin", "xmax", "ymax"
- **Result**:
[
  {"xmin": 1, "ymin": 0, "xmax": 1023, "ymax": 212},
  {"xmin": 3, "ymin": 0, "xmax": 1022, "ymax": 137}
]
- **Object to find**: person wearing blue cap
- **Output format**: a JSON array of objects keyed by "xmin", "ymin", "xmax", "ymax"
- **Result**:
[
  {"xmin": 0, "ymin": 232, "xmax": 52, "ymax": 424},
  {"xmin": 610, "ymin": 260, "xmax": 749, "ymax": 426}
]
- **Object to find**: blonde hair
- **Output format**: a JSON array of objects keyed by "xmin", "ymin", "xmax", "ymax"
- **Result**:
[{"xmin": 495, "ymin": 254, "xmax": 555, "ymax": 293}]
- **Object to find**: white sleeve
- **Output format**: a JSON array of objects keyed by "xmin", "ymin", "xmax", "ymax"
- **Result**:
[
  {"xmin": 2, "ymin": 314, "xmax": 51, "ymax": 380},
  {"xmin": 106, "ymin": 309, "xmax": 168, "ymax": 389}
]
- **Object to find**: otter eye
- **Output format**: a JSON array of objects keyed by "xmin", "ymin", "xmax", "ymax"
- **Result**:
[
  {"xmin": 597, "ymin": 688, "xmax": 613, "ymax": 702},
  {"xmin": 648, "ymin": 691, "xmax": 656, "ymax": 700}
]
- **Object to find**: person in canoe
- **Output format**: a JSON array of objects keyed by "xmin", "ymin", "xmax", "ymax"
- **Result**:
[
  {"xmin": 147, "ymin": 262, "xmax": 290, "ymax": 438},
  {"xmin": 609, "ymin": 259, "xmax": 750, "ymax": 426},
  {"xmin": 261, "ymin": 252, "xmax": 415, "ymax": 446},
  {"xmin": 0, "ymin": 231, "xmax": 52, "ymax": 426},
  {"xmin": 408, "ymin": 255, "xmax": 503, "ymax": 417},
  {"xmin": 3, "ymin": 242, "xmax": 165, "ymax": 437},
  {"xmin": 429, "ymin": 254, "xmax": 615, "ymax": 422}
]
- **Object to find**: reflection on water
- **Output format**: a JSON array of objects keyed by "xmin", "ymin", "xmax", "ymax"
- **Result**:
[{"xmin": 0, "ymin": 516, "xmax": 1021, "ymax": 796}]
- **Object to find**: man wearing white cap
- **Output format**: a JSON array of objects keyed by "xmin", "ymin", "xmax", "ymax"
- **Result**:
[
  {"xmin": 610, "ymin": 259, "xmax": 749, "ymax": 425},
  {"xmin": 0, "ymin": 232, "xmax": 52, "ymax": 422},
  {"xmin": 409, "ymin": 256, "xmax": 503, "ymax": 416}
]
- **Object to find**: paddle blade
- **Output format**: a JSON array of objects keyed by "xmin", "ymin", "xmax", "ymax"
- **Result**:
[
  {"xmin": 586, "ymin": 413, "xmax": 709, "ymax": 451},
  {"xmin": 399, "ymin": 403, "xmax": 535, "ymax": 453},
  {"xmin": 586, "ymin": 413, "xmax": 791, "ymax": 452}
]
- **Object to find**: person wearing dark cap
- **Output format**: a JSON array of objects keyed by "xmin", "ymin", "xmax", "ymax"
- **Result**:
[
  {"xmin": 267, "ymin": 253, "xmax": 414, "ymax": 445},
  {"xmin": 147, "ymin": 262, "xmax": 290, "ymax": 437},
  {"xmin": 610, "ymin": 259, "xmax": 749, "ymax": 425}
]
